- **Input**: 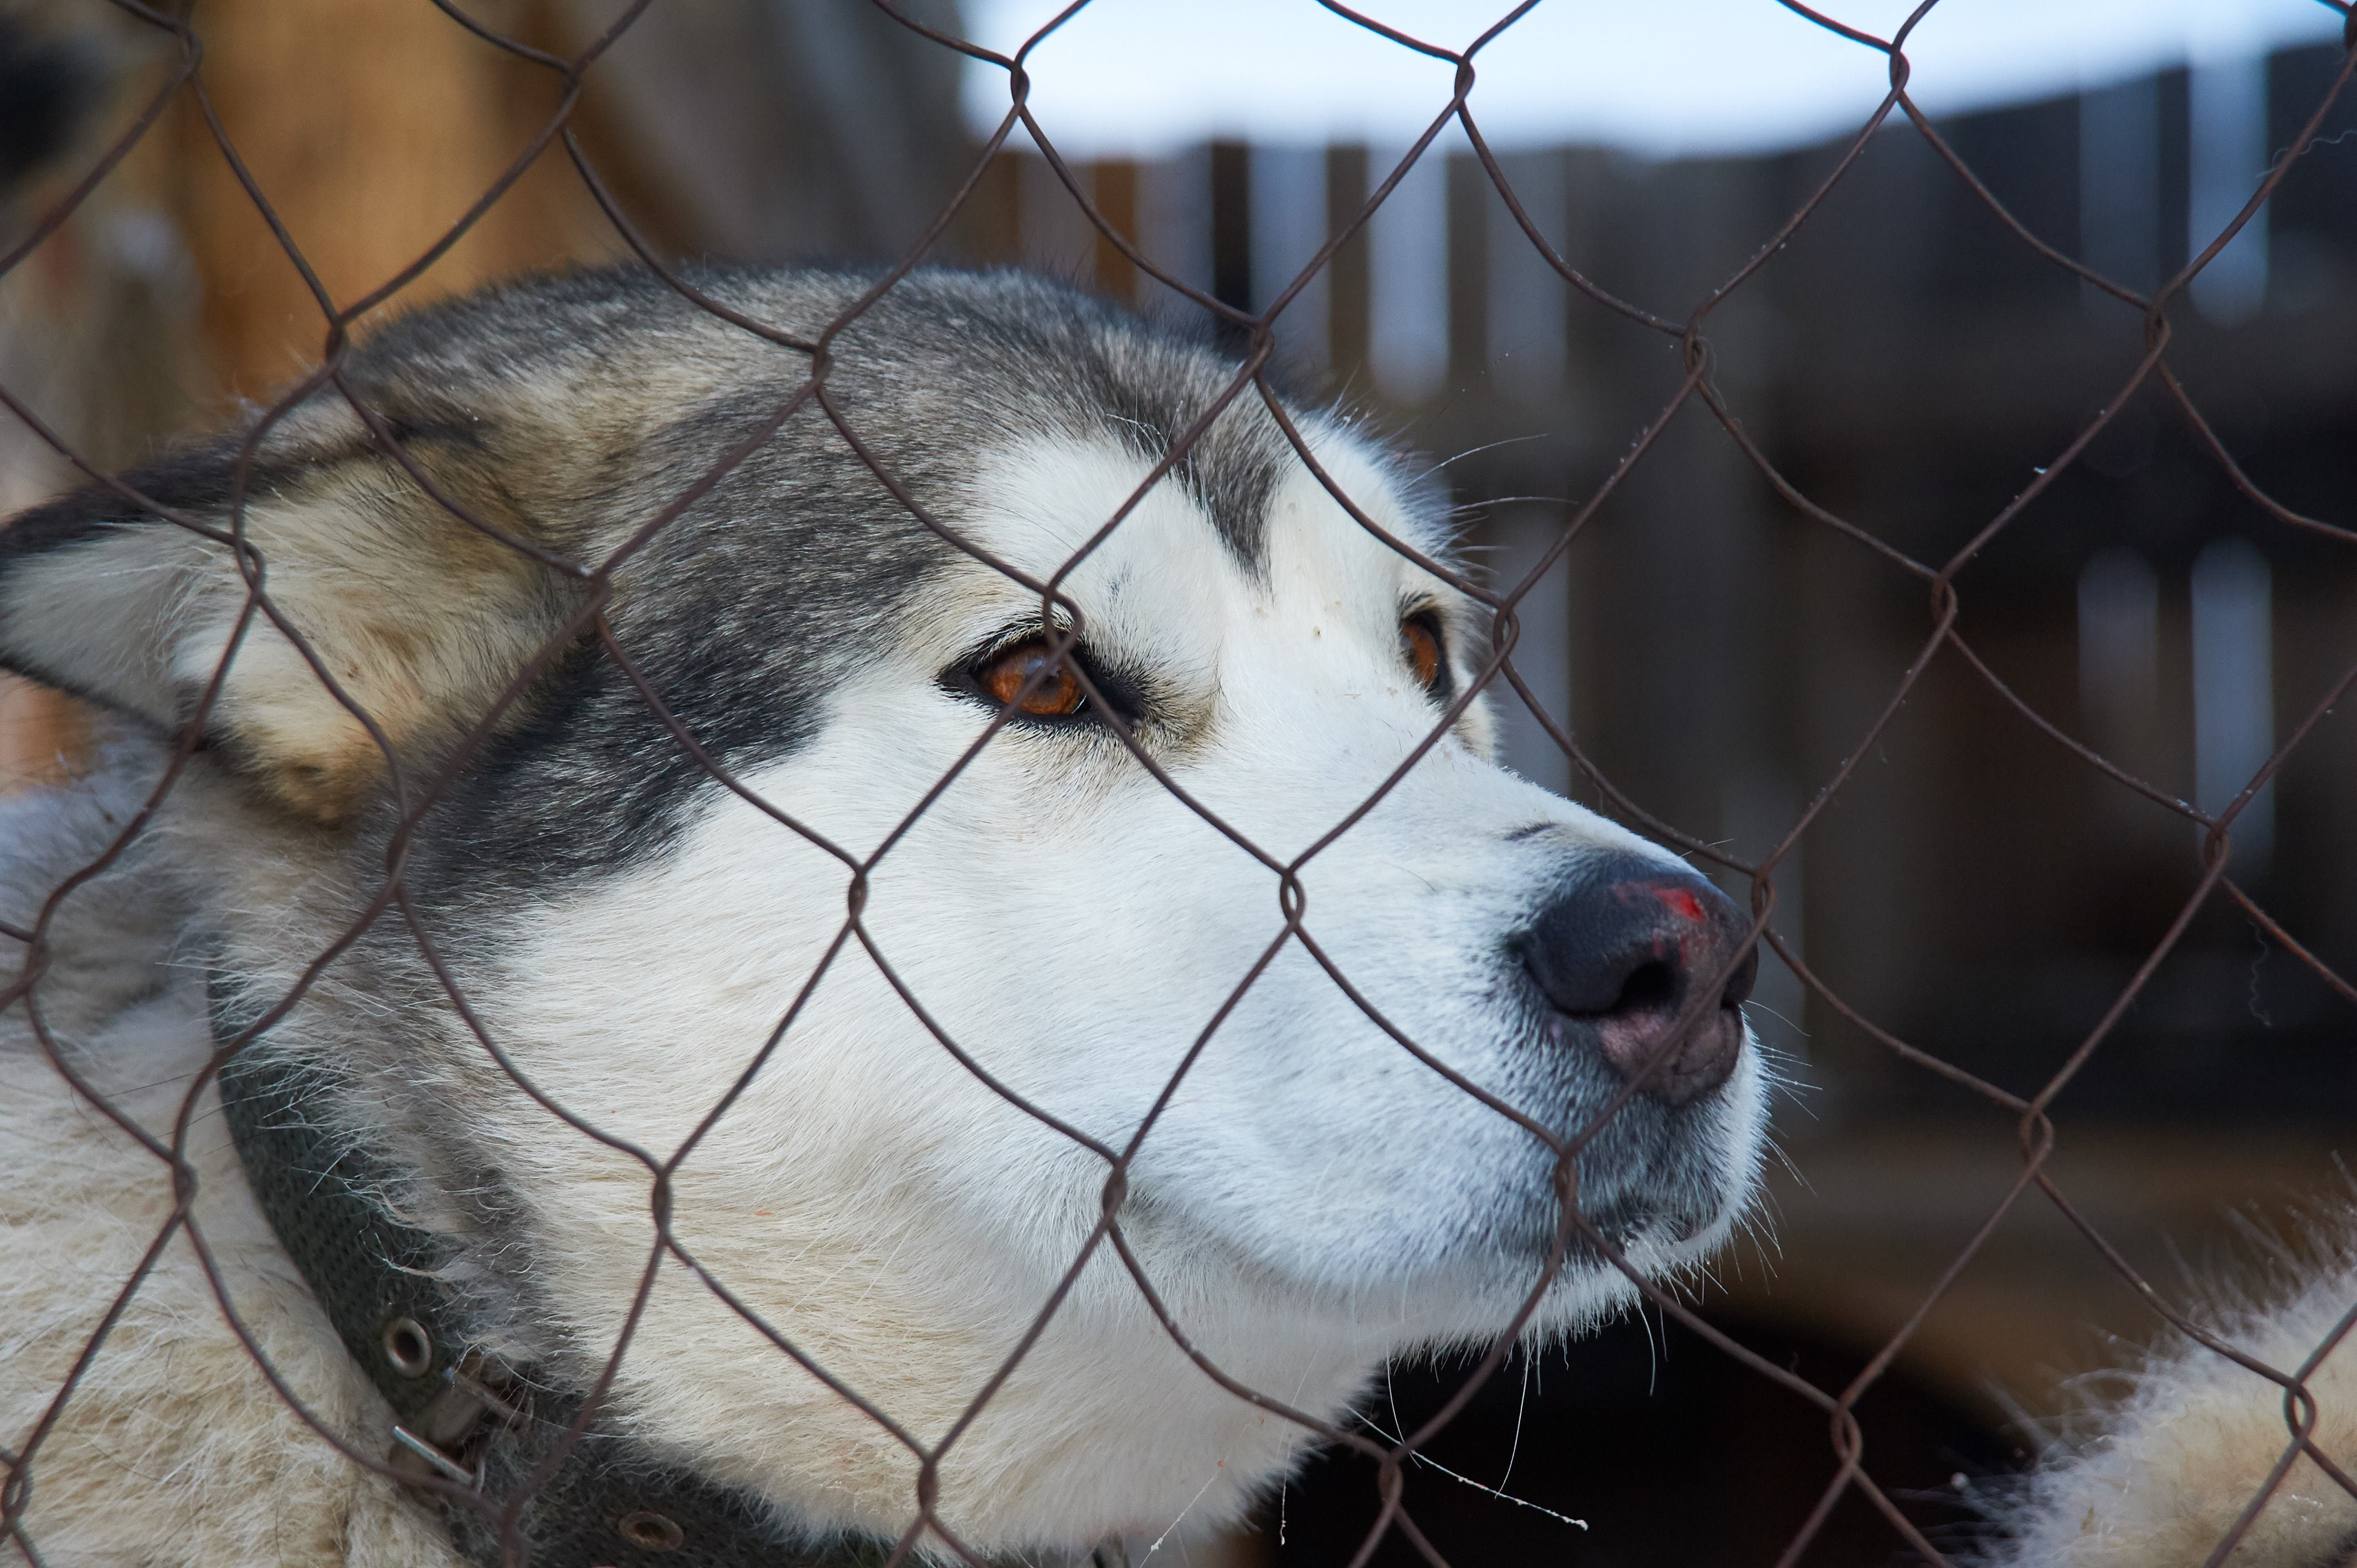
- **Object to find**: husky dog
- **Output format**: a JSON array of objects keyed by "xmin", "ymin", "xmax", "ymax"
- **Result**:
[
  {"xmin": 0, "ymin": 266, "xmax": 1767, "ymax": 1567},
  {"xmin": 1984, "ymin": 1215, "xmax": 2357, "ymax": 1568}
]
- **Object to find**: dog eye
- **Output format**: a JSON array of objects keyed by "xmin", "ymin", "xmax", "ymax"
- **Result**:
[
  {"xmin": 977, "ymin": 636, "xmax": 1087, "ymax": 718},
  {"xmin": 1400, "ymin": 615, "xmax": 1444, "ymax": 693}
]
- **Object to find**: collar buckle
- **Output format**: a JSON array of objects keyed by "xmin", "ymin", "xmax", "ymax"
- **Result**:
[{"xmin": 387, "ymin": 1353, "xmax": 523, "ymax": 1497}]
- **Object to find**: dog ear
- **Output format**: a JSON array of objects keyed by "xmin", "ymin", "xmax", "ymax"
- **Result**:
[{"xmin": 0, "ymin": 431, "xmax": 580, "ymax": 826}]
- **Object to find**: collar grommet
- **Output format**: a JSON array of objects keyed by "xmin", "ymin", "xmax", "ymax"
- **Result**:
[
  {"xmin": 382, "ymin": 1317, "xmax": 434, "ymax": 1379},
  {"xmin": 617, "ymin": 1511, "xmax": 686, "ymax": 1554}
]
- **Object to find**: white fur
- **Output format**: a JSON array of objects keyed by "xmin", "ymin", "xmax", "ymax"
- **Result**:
[
  {"xmin": 468, "ymin": 437, "xmax": 1763, "ymax": 1544},
  {"xmin": 1986, "ymin": 1215, "xmax": 2357, "ymax": 1567},
  {"xmin": 0, "ymin": 751, "xmax": 461, "ymax": 1568},
  {"xmin": 2, "ymin": 432, "xmax": 1764, "ymax": 1562}
]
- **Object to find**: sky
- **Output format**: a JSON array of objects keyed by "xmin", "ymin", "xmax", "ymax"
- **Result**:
[{"xmin": 957, "ymin": 0, "xmax": 2349, "ymax": 158}]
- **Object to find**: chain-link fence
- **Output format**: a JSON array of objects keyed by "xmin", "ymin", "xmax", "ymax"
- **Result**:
[{"xmin": 4, "ymin": 3, "xmax": 2357, "ymax": 1566}]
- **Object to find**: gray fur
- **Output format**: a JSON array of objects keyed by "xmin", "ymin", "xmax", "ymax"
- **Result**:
[{"xmin": 0, "ymin": 264, "xmax": 1765, "ymax": 1563}]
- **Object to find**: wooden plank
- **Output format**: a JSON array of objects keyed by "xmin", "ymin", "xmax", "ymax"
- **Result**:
[
  {"xmin": 1324, "ymin": 145, "xmax": 1370, "ymax": 394},
  {"xmin": 1091, "ymin": 158, "xmax": 1139, "ymax": 303},
  {"xmin": 170, "ymin": 0, "xmax": 614, "ymax": 404}
]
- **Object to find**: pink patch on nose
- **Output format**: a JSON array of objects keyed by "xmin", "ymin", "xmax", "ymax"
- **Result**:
[{"xmin": 1653, "ymin": 887, "xmax": 1706, "ymax": 923}]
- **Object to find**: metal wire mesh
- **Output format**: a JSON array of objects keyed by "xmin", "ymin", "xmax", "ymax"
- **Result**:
[{"xmin": 3, "ymin": 3, "xmax": 2356, "ymax": 1566}]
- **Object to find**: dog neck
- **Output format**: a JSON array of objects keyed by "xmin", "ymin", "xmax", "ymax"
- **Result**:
[{"xmin": 212, "ymin": 975, "xmax": 1110, "ymax": 1568}]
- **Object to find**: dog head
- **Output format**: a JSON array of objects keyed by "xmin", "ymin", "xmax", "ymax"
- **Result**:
[{"xmin": 0, "ymin": 267, "xmax": 1768, "ymax": 1551}]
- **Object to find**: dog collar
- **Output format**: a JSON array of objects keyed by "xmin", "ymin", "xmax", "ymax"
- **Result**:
[{"xmin": 209, "ymin": 974, "xmax": 1105, "ymax": 1568}]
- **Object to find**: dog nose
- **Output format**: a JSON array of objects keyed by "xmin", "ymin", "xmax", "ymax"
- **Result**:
[{"xmin": 1520, "ymin": 855, "xmax": 1758, "ymax": 1105}]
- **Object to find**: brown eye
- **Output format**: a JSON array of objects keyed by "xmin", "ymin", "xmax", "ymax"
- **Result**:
[
  {"xmin": 1401, "ymin": 616, "xmax": 1444, "ymax": 693},
  {"xmin": 980, "ymin": 636, "xmax": 1086, "ymax": 718}
]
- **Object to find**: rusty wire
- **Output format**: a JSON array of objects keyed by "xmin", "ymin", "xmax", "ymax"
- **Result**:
[{"xmin": 1, "ymin": 1, "xmax": 2355, "ymax": 1566}]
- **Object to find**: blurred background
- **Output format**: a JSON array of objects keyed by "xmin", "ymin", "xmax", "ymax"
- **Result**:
[{"xmin": 3, "ymin": 1, "xmax": 2354, "ymax": 1561}]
